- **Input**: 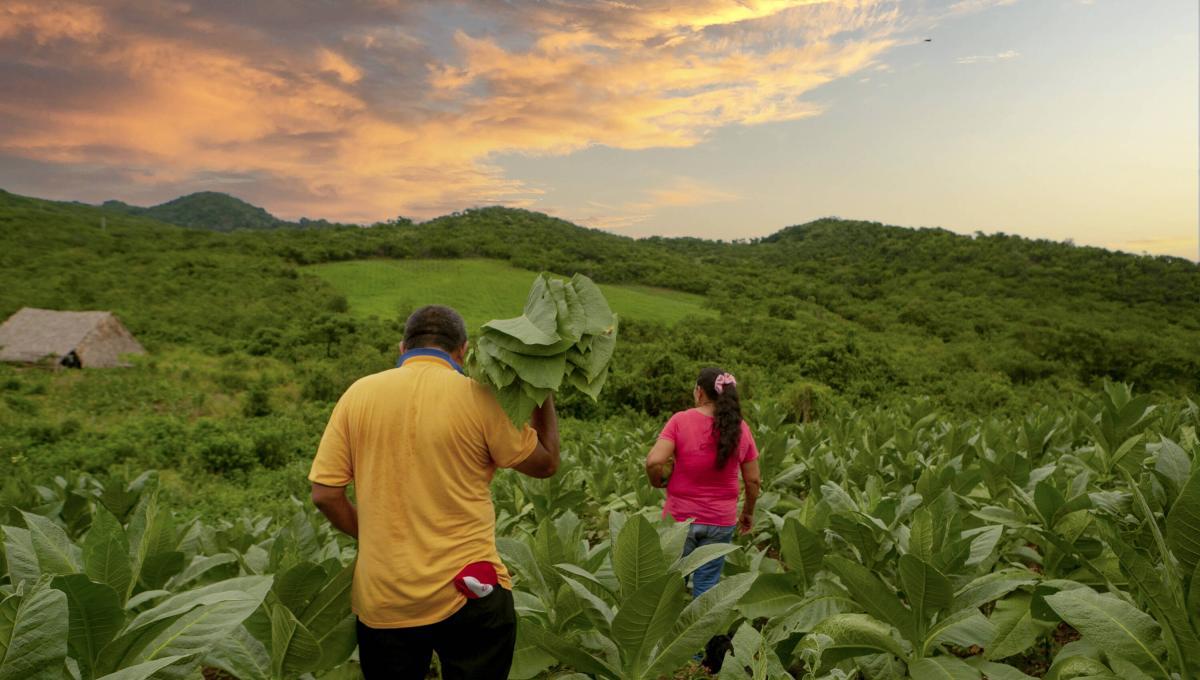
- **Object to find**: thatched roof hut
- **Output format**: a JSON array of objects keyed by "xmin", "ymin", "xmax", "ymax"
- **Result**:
[{"xmin": 0, "ymin": 308, "xmax": 146, "ymax": 368}]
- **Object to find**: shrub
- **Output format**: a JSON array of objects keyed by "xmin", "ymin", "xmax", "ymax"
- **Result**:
[
  {"xmin": 251, "ymin": 425, "xmax": 292, "ymax": 470},
  {"xmin": 242, "ymin": 381, "xmax": 273, "ymax": 417},
  {"xmin": 193, "ymin": 422, "xmax": 256, "ymax": 473}
]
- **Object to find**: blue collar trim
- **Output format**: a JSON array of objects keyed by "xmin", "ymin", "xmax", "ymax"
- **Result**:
[{"xmin": 397, "ymin": 347, "xmax": 465, "ymax": 375}]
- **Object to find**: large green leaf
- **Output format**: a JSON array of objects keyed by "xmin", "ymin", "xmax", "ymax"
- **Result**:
[
  {"xmin": 51, "ymin": 574, "xmax": 126, "ymax": 677},
  {"xmin": 205, "ymin": 625, "xmax": 270, "ymax": 680},
  {"xmin": 484, "ymin": 276, "xmax": 560, "ymax": 345},
  {"xmin": 20, "ymin": 511, "xmax": 80, "ymax": 576},
  {"xmin": 1044, "ymin": 641, "xmax": 1119, "ymax": 680},
  {"xmin": 0, "ymin": 580, "xmax": 69, "ymax": 680},
  {"xmin": 898, "ymin": 554, "xmax": 951, "ymax": 628},
  {"xmin": 170, "ymin": 553, "xmax": 237, "ymax": 589},
  {"xmin": 953, "ymin": 570, "xmax": 1039, "ymax": 612},
  {"xmin": 274, "ymin": 562, "xmax": 327, "ymax": 615},
  {"xmin": 124, "ymin": 490, "xmax": 164, "ymax": 600},
  {"xmin": 1, "ymin": 527, "xmax": 38, "ymax": 586},
  {"xmin": 99, "ymin": 576, "xmax": 272, "ymax": 679},
  {"xmin": 312, "ymin": 613, "xmax": 357, "ymax": 671},
  {"xmin": 125, "ymin": 576, "xmax": 272, "ymax": 631},
  {"xmin": 672, "ymin": 543, "xmax": 740, "ymax": 579},
  {"xmin": 986, "ymin": 594, "xmax": 1040, "ymax": 661},
  {"xmin": 612, "ymin": 514, "xmax": 666, "ymax": 601},
  {"xmin": 738, "ymin": 573, "xmax": 804, "ymax": 620},
  {"xmin": 137, "ymin": 552, "xmax": 185, "ymax": 591},
  {"xmin": 570, "ymin": 274, "xmax": 615, "ymax": 335},
  {"xmin": 478, "ymin": 336, "xmax": 568, "ymax": 391},
  {"xmin": 643, "ymin": 573, "xmax": 756, "ymax": 679},
  {"xmin": 524, "ymin": 623, "xmax": 618, "ymax": 678},
  {"xmin": 726, "ymin": 621, "xmax": 792, "ymax": 680},
  {"xmin": 908, "ymin": 508, "xmax": 937, "ymax": 563},
  {"xmin": 298, "ymin": 561, "xmax": 354, "ymax": 634},
  {"xmin": 908, "ymin": 656, "xmax": 981, "ymax": 680},
  {"xmin": 269, "ymin": 602, "xmax": 322, "ymax": 678},
  {"xmin": 826, "ymin": 555, "xmax": 918, "ymax": 643},
  {"xmin": 966, "ymin": 658, "xmax": 1037, "ymax": 680},
  {"xmin": 1044, "ymin": 588, "xmax": 1170, "ymax": 680},
  {"xmin": 92, "ymin": 655, "xmax": 192, "ymax": 680},
  {"xmin": 1101, "ymin": 523, "xmax": 1200, "ymax": 674},
  {"xmin": 793, "ymin": 613, "xmax": 908, "ymax": 669},
  {"xmin": 510, "ymin": 623, "xmax": 556, "ymax": 680},
  {"xmin": 559, "ymin": 574, "xmax": 615, "ymax": 630},
  {"xmin": 83, "ymin": 506, "xmax": 133, "ymax": 604},
  {"xmin": 780, "ymin": 517, "xmax": 824, "ymax": 592},
  {"xmin": 925, "ymin": 608, "xmax": 995, "ymax": 652},
  {"xmin": 611, "ymin": 573, "xmax": 686, "ymax": 677},
  {"xmin": 1166, "ymin": 467, "xmax": 1200, "ymax": 575},
  {"xmin": 763, "ymin": 592, "xmax": 862, "ymax": 644}
]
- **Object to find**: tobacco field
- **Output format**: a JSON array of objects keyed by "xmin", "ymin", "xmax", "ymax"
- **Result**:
[{"xmin": 3, "ymin": 383, "xmax": 1198, "ymax": 679}]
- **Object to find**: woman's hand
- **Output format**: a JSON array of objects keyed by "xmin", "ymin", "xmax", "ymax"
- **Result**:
[
  {"xmin": 737, "ymin": 510, "xmax": 754, "ymax": 535},
  {"xmin": 645, "ymin": 439, "xmax": 676, "ymax": 489}
]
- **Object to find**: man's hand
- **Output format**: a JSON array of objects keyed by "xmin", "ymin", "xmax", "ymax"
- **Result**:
[
  {"xmin": 737, "ymin": 510, "xmax": 754, "ymax": 535},
  {"xmin": 514, "ymin": 395, "xmax": 560, "ymax": 478},
  {"xmin": 311, "ymin": 483, "xmax": 359, "ymax": 538}
]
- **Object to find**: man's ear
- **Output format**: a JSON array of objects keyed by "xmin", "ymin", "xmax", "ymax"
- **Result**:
[
  {"xmin": 398, "ymin": 341, "xmax": 406, "ymax": 355},
  {"xmin": 453, "ymin": 341, "xmax": 469, "ymax": 363}
]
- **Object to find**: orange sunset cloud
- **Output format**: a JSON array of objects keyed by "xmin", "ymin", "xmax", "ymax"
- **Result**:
[{"xmin": 0, "ymin": 1, "xmax": 917, "ymax": 222}]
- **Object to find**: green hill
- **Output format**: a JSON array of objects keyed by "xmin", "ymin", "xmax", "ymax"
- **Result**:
[
  {"xmin": 100, "ymin": 191, "xmax": 289, "ymax": 231},
  {"xmin": 2, "ymin": 188, "xmax": 1198, "ymax": 415},
  {"xmin": 307, "ymin": 258, "xmax": 714, "ymax": 329}
]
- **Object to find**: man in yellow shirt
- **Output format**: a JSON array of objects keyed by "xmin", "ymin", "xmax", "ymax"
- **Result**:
[{"xmin": 309, "ymin": 305, "xmax": 560, "ymax": 679}]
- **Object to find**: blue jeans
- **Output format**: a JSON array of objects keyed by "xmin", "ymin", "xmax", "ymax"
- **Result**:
[{"xmin": 681, "ymin": 523, "xmax": 736, "ymax": 598}]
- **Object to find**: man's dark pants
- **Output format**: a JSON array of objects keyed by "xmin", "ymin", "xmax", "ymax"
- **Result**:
[{"xmin": 356, "ymin": 587, "xmax": 517, "ymax": 679}]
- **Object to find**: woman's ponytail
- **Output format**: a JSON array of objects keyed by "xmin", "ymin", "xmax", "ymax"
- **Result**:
[{"xmin": 697, "ymin": 367, "xmax": 742, "ymax": 469}]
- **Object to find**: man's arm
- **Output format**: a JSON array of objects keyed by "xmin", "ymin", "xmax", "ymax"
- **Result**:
[
  {"xmin": 738, "ymin": 459, "xmax": 762, "ymax": 534},
  {"xmin": 645, "ymin": 439, "xmax": 675, "ymax": 488},
  {"xmin": 311, "ymin": 483, "xmax": 359, "ymax": 539},
  {"xmin": 513, "ymin": 395, "xmax": 560, "ymax": 478}
]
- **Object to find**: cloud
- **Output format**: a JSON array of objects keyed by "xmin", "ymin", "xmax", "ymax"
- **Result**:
[
  {"xmin": 956, "ymin": 49, "xmax": 1020, "ymax": 64},
  {"xmin": 0, "ymin": 0, "xmax": 911, "ymax": 222},
  {"xmin": 642, "ymin": 178, "xmax": 741, "ymax": 209},
  {"xmin": 568, "ymin": 177, "xmax": 741, "ymax": 231},
  {"xmin": 946, "ymin": 0, "xmax": 1019, "ymax": 15}
]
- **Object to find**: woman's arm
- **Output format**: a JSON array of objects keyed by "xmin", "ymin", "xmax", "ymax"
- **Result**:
[
  {"xmin": 645, "ymin": 439, "xmax": 676, "ymax": 488},
  {"xmin": 738, "ymin": 459, "xmax": 762, "ymax": 534}
]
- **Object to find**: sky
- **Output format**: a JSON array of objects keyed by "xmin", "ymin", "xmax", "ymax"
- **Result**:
[{"xmin": 0, "ymin": 0, "xmax": 1196, "ymax": 259}]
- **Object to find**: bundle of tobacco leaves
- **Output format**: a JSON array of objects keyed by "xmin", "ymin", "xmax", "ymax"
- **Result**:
[{"xmin": 469, "ymin": 273, "xmax": 618, "ymax": 425}]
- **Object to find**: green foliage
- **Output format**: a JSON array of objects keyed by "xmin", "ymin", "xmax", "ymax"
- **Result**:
[
  {"xmin": 193, "ymin": 424, "xmax": 255, "ymax": 474},
  {"xmin": 2, "ymin": 189, "xmax": 1200, "ymax": 678},
  {"xmin": 4, "ymin": 189, "xmax": 1198, "ymax": 420},
  {"xmin": 2, "ymin": 387, "xmax": 1200, "ymax": 678},
  {"xmin": 471, "ymin": 273, "xmax": 618, "ymax": 424}
]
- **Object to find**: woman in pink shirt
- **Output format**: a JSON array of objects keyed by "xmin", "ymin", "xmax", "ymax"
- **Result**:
[{"xmin": 645, "ymin": 367, "xmax": 762, "ymax": 598}]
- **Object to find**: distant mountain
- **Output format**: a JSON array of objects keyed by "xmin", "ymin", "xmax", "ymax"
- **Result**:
[{"xmin": 100, "ymin": 192, "xmax": 292, "ymax": 232}]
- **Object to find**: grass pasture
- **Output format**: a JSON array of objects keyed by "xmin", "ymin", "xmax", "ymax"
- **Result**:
[{"xmin": 306, "ymin": 258, "xmax": 716, "ymax": 329}]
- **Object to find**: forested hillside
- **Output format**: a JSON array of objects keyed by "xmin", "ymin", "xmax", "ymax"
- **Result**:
[
  {"xmin": 99, "ymin": 191, "xmax": 296, "ymax": 231},
  {"xmin": 3, "ymin": 188, "xmax": 1197, "ymax": 418}
]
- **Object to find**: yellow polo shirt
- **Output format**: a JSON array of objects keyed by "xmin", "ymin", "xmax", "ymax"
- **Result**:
[{"xmin": 308, "ymin": 353, "xmax": 538, "ymax": 628}]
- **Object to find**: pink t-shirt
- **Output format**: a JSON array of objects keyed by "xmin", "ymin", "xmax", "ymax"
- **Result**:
[{"xmin": 659, "ymin": 408, "xmax": 759, "ymax": 526}]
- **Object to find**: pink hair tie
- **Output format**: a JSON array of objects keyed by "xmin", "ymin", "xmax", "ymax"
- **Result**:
[{"xmin": 714, "ymin": 373, "xmax": 736, "ymax": 394}]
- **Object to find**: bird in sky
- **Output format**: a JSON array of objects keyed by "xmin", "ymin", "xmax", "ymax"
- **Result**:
[{"xmin": 924, "ymin": 38, "xmax": 932, "ymax": 42}]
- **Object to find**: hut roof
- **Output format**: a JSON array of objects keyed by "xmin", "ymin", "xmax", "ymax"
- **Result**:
[{"xmin": 0, "ymin": 307, "xmax": 145, "ymax": 367}]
